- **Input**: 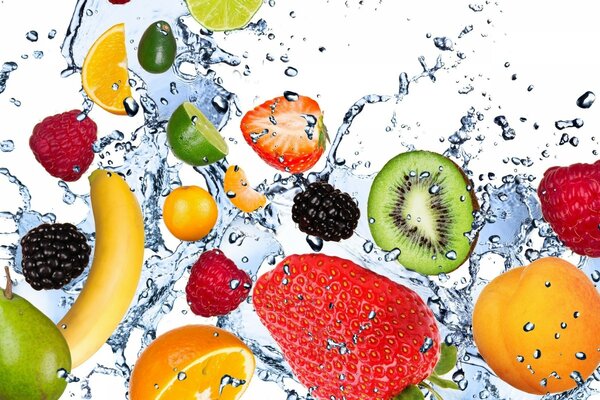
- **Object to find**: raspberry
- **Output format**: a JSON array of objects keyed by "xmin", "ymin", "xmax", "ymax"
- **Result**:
[
  {"xmin": 185, "ymin": 249, "xmax": 252, "ymax": 317},
  {"xmin": 538, "ymin": 161, "xmax": 600, "ymax": 256},
  {"xmin": 29, "ymin": 110, "xmax": 97, "ymax": 182},
  {"xmin": 21, "ymin": 223, "xmax": 91, "ymax": 290},
  {"xmin": 292, "ymin": 182, "xmax": 360, "ymax": 242}
]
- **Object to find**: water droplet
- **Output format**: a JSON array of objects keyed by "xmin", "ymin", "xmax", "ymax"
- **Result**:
[
  {"xmin": 576, "ymin": 91, "xmax": 595, "ymax": 109},
  {"xmin": 445, "ymin": 250, "xmax": 457, "ymax": 260},
  {"xmin": 540, "ymin": 378, "xmax": 547, "ymax": 387},
  {"xmin": 123, "ymin": 97, "xmax": 139, "ymax": 117},
  {"xmin": 177, "ymin": 372, "xmax": 187, "ymax": 381},
  {"xmin": 516, "ymin": 355, "xmax": 524, "ymax": 363},
  {"xmin": 368, "ymin": 310, "xmax": 376, "ymax": 319},
  {"xmin": 229, "ymin": 279, "xmax": 240, "ymax": 289},
  {"xmin": 284, "ymin": 66, "xmax": 298, "ymax": 77},
  {"xmin": 33, "ymin": 51, "xmax": 44, "ymax": 59},
  {"xmin": 241, "ymin": 257, "xmax": 248, "ymax": 263},
  {"xmin": 284, "ymin": 90, "xmax": 299, "ymax": 101},
  {"xmin": 0, "ymin": 140, "xmax": 15, "ymax": 152},
  {"xmin": 419, "ymin": 337, "xmax": 434, "ymax": 353},
  {"xmin": 523, "ymin": 322, "xmax": 535, "ymax": 332},
  {"xmin": 573, "ymin": 311, "xmax": 580, "ymax": 318},
  {"xmin": 384, "ymin": 248, "xmax": 401, "ymax": 262},
  {"xmin": 429, "ymin": 184, "xmax": 440, "ymax": 194},
  {"xmin": 226, "ymin": 191, "xmax": 236, "ymax": 199},
  {"xmin": 26, "ymin": 30, "xmax": 38, "ymax": 42},
  {"xmin": 363, "ymin": 241, "xmax": 373, "ymax": 253},
  {"xmin": 561, "ymin": 322, "xmax": 567, "ymax": 329},
  {"xmin": 306, "ymin": 235, "xmax": 323, "ymax": 252},
  {"xmin": 533, "ymin": 349, "xmax": 541, "ymax": 359},
  {"xmin": 48, "ymin": 29, "xmax": 57, "ymax": 39},
  {"xmin": 433, "ymin": 37, "xmax": 454, "ymax": 51},
  {"xmin": 545, "ymin": 281, "xmax": 551, "ymax": 288}
]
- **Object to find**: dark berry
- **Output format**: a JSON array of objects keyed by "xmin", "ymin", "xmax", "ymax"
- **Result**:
[
  {"xmin": 21, "ymin": 223, "xmax": 91, "ymax": 290},
  {"xmin": 292, "ymin": 182, "xmax": 360, "ymax": 242}
]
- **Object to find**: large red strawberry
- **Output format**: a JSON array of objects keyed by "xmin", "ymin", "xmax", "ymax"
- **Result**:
[
  {"xmin": 538, "ymin": 161, "xmax": 600, "ymax": 256},
  {"xmin": 253, "ymin": 254, "xmax": 441, "ymax": 400},
  {"xmin": 240, "ymin": 95, "xmax": 327, "ymax": 174}
]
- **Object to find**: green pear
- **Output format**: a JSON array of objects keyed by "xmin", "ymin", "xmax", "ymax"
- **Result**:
[{"xmin": 0, "ymin": 267, "xmax": 71, "ymax": 400}]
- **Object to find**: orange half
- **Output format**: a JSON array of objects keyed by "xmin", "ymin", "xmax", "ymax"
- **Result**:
[
  {"xmin": 82, "ymin": 23, "xmax": 131, "ymax": 115},
  {"xmin": 129, "ymin": 325, "xmax": 255, "ymax": 400},
  {"xmin": 224, "ymin": 165, "xmax": 267, "ymax": 213}
]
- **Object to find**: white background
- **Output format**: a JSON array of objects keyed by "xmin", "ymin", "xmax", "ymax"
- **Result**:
[{"xmin": 0, "ymin": 0, "xmax": 599, "ymax": 398}]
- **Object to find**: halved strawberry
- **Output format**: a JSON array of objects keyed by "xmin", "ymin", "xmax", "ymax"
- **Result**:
[{"xmin": 240, "ymin": 95, "xmax": 328, "ymax": 174}]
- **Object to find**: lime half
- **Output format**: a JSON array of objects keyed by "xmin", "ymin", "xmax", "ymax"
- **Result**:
[
  {"xmin": 167, "ymin": 102, "xmax": 229, "ymax": 166},
  {"xmin": 185, "ymin": 0, "xmax": 263, "ymax": 31}
]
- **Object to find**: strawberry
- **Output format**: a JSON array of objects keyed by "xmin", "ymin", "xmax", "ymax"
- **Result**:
[
  {"xmin": 253, "ymin": 254, "xmax": 441, "ymax": 400},
  {"xmin": 240, "ymin": 95, "xmax": 328, "ymax": 174},
  {"xmin": 538, "ymin": 161, "xmax": 600, "ymax": 256},
  {"xmin": 185, "ymin": 249, "xmax": 252, "ymax": 317}
]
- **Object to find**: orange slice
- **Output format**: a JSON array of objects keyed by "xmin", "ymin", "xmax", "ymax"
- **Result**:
[
  {"xmin": 129, "ymin": 325, "xmax": 255, "ymax": 400},
  {"xmin": 82, "ymin": 23, "xmax": 131, "ymax": 115},
  {"xmin": 224, "ymin": 165, "xmax": 267, "ymax": 213}
]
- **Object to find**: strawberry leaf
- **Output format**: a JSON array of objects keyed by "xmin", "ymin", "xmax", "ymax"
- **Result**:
[
  {"xmin": 317, "ymin": 114, "xmax": 330, "ymax": 147},
  {"xmin": 392, "ymin": 385, "xmax": 424, "ymax": 400},
  {"xmin": 428, "ymin": 374, "xmax": 460, "ymax": 390},
  {"xmin": 434, "ymin": 343, "xmax": 458, "ymax": 375}
]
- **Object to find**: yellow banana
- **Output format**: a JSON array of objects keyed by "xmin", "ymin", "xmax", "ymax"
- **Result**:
[{"xmin": 58, "ymin": 169, "xmax": 145, "ymax": 368}]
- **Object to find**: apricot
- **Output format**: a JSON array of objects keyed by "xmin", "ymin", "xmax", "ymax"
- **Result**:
[{"xmin": 473, "ymin": 257, "xmax": 600, "ymax": 395}]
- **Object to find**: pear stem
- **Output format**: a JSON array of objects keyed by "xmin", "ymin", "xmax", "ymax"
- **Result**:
[{"xmin": 4, "ymin": 266, "xmax": 13, "ymax": 300}]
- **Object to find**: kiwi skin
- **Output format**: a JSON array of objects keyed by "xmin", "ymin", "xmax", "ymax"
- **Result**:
[{"xmin": 367, "ymin": 150, "xmax": 479, "ymax": 275}]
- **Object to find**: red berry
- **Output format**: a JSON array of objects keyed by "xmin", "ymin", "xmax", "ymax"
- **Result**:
[
  {"xmin": 29, "ymin": 110, "xmax": 97, "ymax": 182},
  {"xmin": 253, "ymin": 254, "xmax": 441, "ymax": 400},
  {"xmin": 240, "ymin": 95, "xmax": 328, "ymax": 174},
  {"xmin": 185, "ymin": 249, "xmax": 252, "ymax": 317},
  {"xmin": 538, "ymin": 161, "xmax": 600, "ymax": 256}
]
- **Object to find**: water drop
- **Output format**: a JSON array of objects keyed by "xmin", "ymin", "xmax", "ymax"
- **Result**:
[
  {"xmin": 284, "ymin": 67, "xmax": 298, "ymax": 77},
  {"xmin": 26, "ymin": 30, "xmax": 38, "ymax": 42},
  {"xmin": 561, "ymin": 322, "xmax": 567, "ymax": 329},
  {"xmin": 384, "ymin": 248, "xmax": 401, "ymax": 262},
  {"xmin": 419, "ymin": 337, "xmax": 434, "ymax": 353},
  {"xmin": 306, "ymin": 235, "xmax": 323, "ymax": 252},
  {"xmin": 177, "ymin": 372, "xmax": 187, "ymax": 381},
  {"xmin": 445, "ymin": 250, "xmax": 457, "ymax": 260},
  {"xmin": 573, "ymin": 311, "xmax": 580, "ymax": 318},
  {"xmin": 284, "ymin": 90, "xmax": 299, "ymax": 101},
  {"xmin": 523, "ymin": 322, "xmax": 535, "ymax": 332},
  {"xmin": 230, "ymin": 279, "xmax": 240, "ymax": 290},
  {"xmin": 0, "ymin": 140, "xmax": 15, "ymax": 152},
  {"xmin": 429, "ymin": 184, "xmax": 440, "ymax": 194},
  {"xmin": 433, "ymin": 37, "xmax": 454, "ymax": 51},
  {"xmin": 516, "ymin": 355, "xmax": 524, "ymax": 363},
  {"xmin": 533, "ymin": 349, "xmax": 541, "ymax": 359},
  {"xmin": 123, "ymin": 97, "xmax": 139, "ymax": 116},
  {"xmin": 576, "ymin": 91, "xmax": 595, "ymax": 109}
]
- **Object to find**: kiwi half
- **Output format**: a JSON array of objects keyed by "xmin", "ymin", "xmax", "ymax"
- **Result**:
[{"xmin": 367, "ymin": 150, "xmax": 478, "ymax": 275}]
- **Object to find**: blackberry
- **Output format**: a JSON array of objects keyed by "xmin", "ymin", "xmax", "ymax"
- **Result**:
[
  {"xmin": 21, "ymin": 223, "xmax": 90, "ymax": 290},
  {"xmin": 292, "ymin": 182, "xmax": 360, "ymax": 242}
]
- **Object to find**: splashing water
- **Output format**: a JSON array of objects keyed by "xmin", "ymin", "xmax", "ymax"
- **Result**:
[{"xmin": 0, "ymin": 0, "xmax": 599, "ymax": 399}]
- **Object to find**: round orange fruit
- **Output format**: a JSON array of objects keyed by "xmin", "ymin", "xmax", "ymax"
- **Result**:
[
  {"xmin": 473, "ymin": 257, "xmax": 600, "ymax": 394},
  {"xmin": 162, "ymin": 186, "xmax": 218, "ymax": 241},
  {"xmin": 129, "ymin": 325, "xmax": 255, "ymax": 400},
  {"xmin": 223, "ymin": 165, "xmax": 267, "ymax": 213}
]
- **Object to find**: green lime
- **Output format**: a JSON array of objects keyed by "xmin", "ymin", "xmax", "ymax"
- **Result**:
[
  {"xmin": 137, "ymin": 20, "xmax": 177, "ymax": 74},
  {"xmin": 167, "ymin": 102, "xmax": 229, "ymax": 166},
  {"xmin": 185, "ymin": 0, "xmax": 263, "ymax": 31}
]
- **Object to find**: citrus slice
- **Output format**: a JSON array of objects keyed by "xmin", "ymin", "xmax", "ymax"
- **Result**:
[
  {"xmin": 129, "ymin": 325, "xmax": 255, "ymax": 400},
  {"xmin": 82, "ymin": 23, "xmax": 132, "ymax": 115},
  {"xmin": 167, "ymin": 102, "xmax": 229, "ymax": 166},
  {"xmin": 185, "ymin": 0, "xmax": 263, "ymax": 31},
  {"xmin": 224, "ymin": 165, "xmax": 267, "ymax": 213}
]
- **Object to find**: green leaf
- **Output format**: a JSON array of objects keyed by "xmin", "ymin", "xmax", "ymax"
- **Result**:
[
  {"xmin": 391, "ymin": 385, "xmax": 425, "ymax": 400},
  {"xmin": 434, "ymin": 343, "xmax": 458, "ymax": 375},
  {"xmin": 428, "ymin": 374, "xmax": 460, "ymax": 390}
]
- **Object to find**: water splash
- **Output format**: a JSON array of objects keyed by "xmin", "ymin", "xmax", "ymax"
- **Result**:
[{"xmin": 0, "ymin": 0, "xmax": 598, "ymax": 400}]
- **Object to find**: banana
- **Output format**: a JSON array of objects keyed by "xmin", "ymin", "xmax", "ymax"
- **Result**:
[{"xmin": 58, "ymin": 169, "xmax": 145, "ymax": 368}]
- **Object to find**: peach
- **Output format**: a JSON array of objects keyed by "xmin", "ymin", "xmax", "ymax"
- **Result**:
[{"xmin": 473, "ymin": 257, "xmax": 600, "ymax": 394}]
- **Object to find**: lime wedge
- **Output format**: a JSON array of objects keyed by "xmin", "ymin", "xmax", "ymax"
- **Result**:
[
  {"xmin": 167, "ymin": 102, "xmax": 229, "ymax": 166},
  {"xmin": 185, "ymin": 0, "xmax": 263, "ymax": 31}
]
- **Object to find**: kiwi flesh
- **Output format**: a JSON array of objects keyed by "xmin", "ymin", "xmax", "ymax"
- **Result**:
[{"xmin": 367, "ymin": 150, "xmax": 478, "ymax": 275}]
